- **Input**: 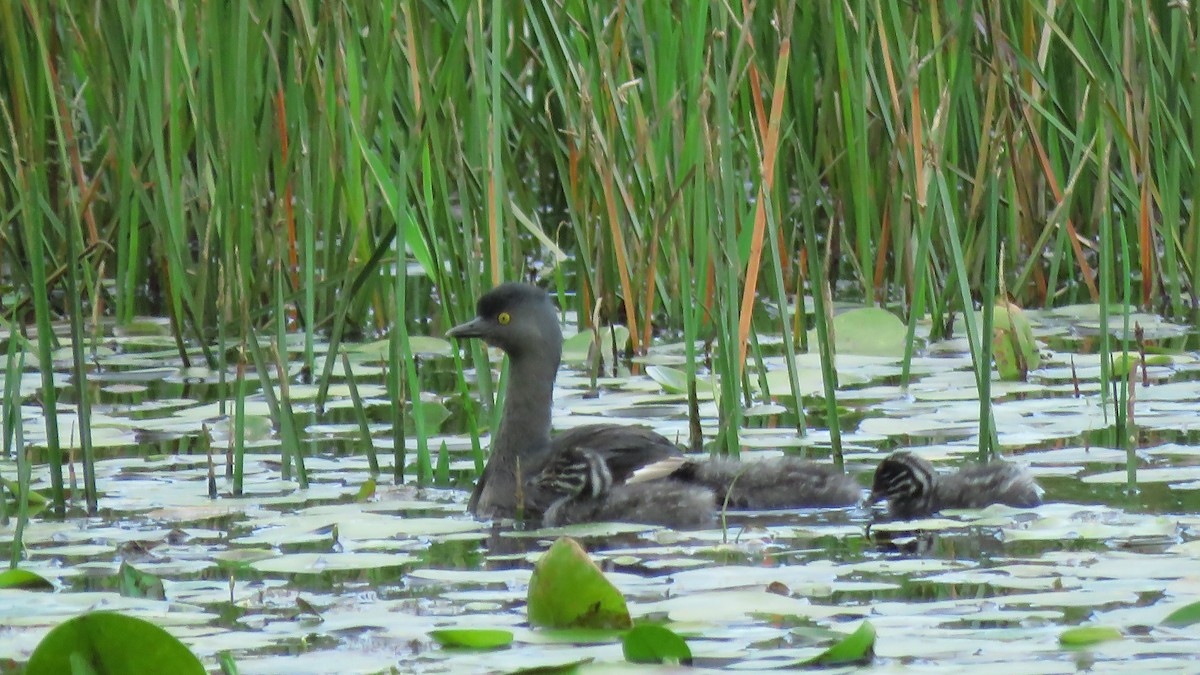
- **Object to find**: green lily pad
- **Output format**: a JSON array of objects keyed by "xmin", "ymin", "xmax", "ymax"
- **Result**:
[
  {"xmin": 527, "ymin": 537, "xmax": 632, "ymax": 630},
  {"xmin": 508, "ymin": 657, "xmax": 595, "ymax": 674},
  {"xmin": 645, "ymin": 365, "xmax": 690, "ymax": 395},
  {"xmin": 622, "ymin": 623, "xmax": 692, "ymax": 665},
  {"xmin": 213, "ymin": 548, "xmax": 276, "ymax": 569},
  {"xmin": 1048, "ymin": 303, "xmax": 1137, "ymax": 321},
  {"xmin": 1109, "ymin": 351, "xmax": 1136, "ymax": 379},
  {"xmin": 114, "ymin": 319, "xmax": 171, "ymax": 337},
  {"xmin": 409, "ymin": 335, "xmax": 453, "ymax": 357},
  {"xmin": 812, "ymin": 307, "xmax": 908, "ymax": 358},
  {"xmin": 798, "ymin": 620, "xmax": 875, "ymax": 666},
  {"xmin": 25, "ymin": 611, "xmax": 205, "ymax": 675},
  {"xmin": 1144, "ymin": 353, "xmax": 1176, "ymax": 366},
  {"xmin": 1107, "ymin": 351, "xmax": 1167, "ymax": 378},
  {"xmin": 409, "ymin": 399, "xmax": 452, "ymax": 432},
  {"xmin": 761, "ymin": 366, "xmax": 870, "ymax": 397},
  {"xmin": 118, "ymin": 561, "xmax": 165, "ymax": 600},
  {"xmin": 0, "ymin": 568, "xmax": 54, "ymax": 590},
  {"xmin": 563, "ymin": 326, "xmax": 631, "ymax": 363},
  {"xmin": 1058, "ymin": 626, "xmax": 1123, "ymax": 646},
  {"xmin": 1, "ymin": 477, "xmax": 49, "ymax": 505},
  {"xmin": 1162, "ymin": 600, "xmax": 1200, "ymax": 627},
  {"xmin": 993, "ymin": 301, "xmax": 1040, "ymax": 381},
  {"xmin": 250, "ymin": 552, "xmax": 417, "ymax": 574},
  {"xmin": 351, "ymin": 336, "xmax": 452, "ymax": 358},
  {"xmin": 206, "ymin": 413, "xmax": 275, "ymax": 444},
  {"xmin": 356, "ymin": 477, "xmax": 377, "ymax": 501},
  {"xmin": 429, "ymin": 628, "xmax": 514, "ymax": 649}
]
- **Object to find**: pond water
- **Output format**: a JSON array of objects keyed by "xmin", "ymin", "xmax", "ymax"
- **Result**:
[{"xmin": 2, "ymin": 304, "xmax": 1200, "ymax": 673}]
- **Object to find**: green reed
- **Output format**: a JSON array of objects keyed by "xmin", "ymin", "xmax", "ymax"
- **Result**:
[
  {"xmin": 803, "ymin": 218, "xmax": 842, "ymax": 469},
  {"xmin": 975, "ymin": 185, "xmax": 999, "ymax": 463},
  {"xmin": 1094, "ymin": 125, "xmax": 1138, "ymax": 488},
  {"xmin": 1, "ymin": 339, "xmax": 20, "ymax": 532},
  {"xmin": 63, "ymin": 197, "xmax": 98, "ymax": 512},
  {"xmin": 4, "ymin": 46, "xmax": 65, "ymax": 518},
  {"xmin": 232, "ymin": 345, "xmax": 248, "ymax": 496},
  {"xmin": 342, "ymin": 352, "xmax": 380, "ymax": 476},
  {"xmin": 3, "ymin": 342, "xmax": 31, "ymax": 567},
  {"xmin": 710, "ymin": 3, "xmax": 744, "ymax": 458},
  {"xmin": 10, "ymin": 406, "xmax": 29, "ymax": 570}
]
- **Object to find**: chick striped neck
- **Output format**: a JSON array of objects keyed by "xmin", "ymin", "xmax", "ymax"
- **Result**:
[
  {"xmin": 536, "ymin": 447, "xmax": 613, "ymax": 500},
  {"xmin": 873, "ymin": 452, "xmax": 938, "ymax": 519}
]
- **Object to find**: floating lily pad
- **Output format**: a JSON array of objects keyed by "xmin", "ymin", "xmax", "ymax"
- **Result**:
[
  {"xmin": 1058, "ymin": 626, "xmax": 1123, "ymax": 646},
  {"xmin": 119, "ymin": 562, "xmax": 165, "ymax": 600},
  {"xmin": 1083, "ymin": 467, "xmax": 1200, "ymax": 484},
  {"xmin": 408, "ymin": 399, "xmax": 452, "ymax": 432},
  {"xmin": 621, "ymin": 623, "xmax": 692, "ymax": 665},
  {"xmin": 429, "ymin": 628, "xmax": 514, "ymax": 649},
  {"xmin": 508, "ymin": 521, "xmax": 658, "ymax": 539},
  {"xmin": 506, "ymin": 657, "xmax": 595, "ymax": 674},
  {"xmin": 644, "ymin": 365, "xmax": 691, "ymax": 395},
  {"xmin": 744, "ymin": 402, "xmax": 788, "ymax": 417},
  {"xmin": 762, "ymin": 367, "xmax": 870, "ymax": 397},
  {"xmin": 798, "ymin": 620, "xmax": 876, "ymax": 666},
  {"xmin": 527, "ymin": 537, "xmax": 631, "ymax": 630},
  {"xmin": 1048, "ymin": 303, "xmax": 1136, "ymax": 320},
  {"xmin": 1110, "ymin": 351, "xmax": 1139, "ymax": 379},
  {"xmin": 212, "ymin": 549, "xmax": 277, "ymax": 568},
  {"xmin": 643, "ymin": 364, "xmax": 727, "ymax": 399},
  {"xmin": 114, "ymin": 319, "xmax": 172, "ymax": 337},
  {"xmin": 410, "ymin": 335, "xmax": 454, "ymax": 356},
  {"xmin": 1161, "ymin": 600, "xmax": 1200, "ymax": 627},
  {"xmin": 811, "ymin": 307, "xmax": 908, "ymax": 358},
  {"xmin": 638, "ymin": 589, "xmax": 866, "ymax": 623},
  {"xmin": 563, "ymin": 326, "xmax": 631, "ymax": 363},
  {"xmin": 0, "ymin": 568, "xmax": 53, "ymax": 590},
  {"xmin": 993, "ymin": 300, "xmax": 1041, "ymax": 380},
  {"xmin": 25, "ymin": 611, "xmax": 205, "ymax": 675},
  {"xmin": 1, "ymin": 477, "xmax": 48, "ymax": 505},
  {"xmin": 250, "ymin": 552, "xmax": 417, "ymax": 574}
]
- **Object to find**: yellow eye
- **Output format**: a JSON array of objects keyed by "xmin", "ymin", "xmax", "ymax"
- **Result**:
[{"xmin": 497, "ymin": 311, "xmax": 511, "ymax": 325}]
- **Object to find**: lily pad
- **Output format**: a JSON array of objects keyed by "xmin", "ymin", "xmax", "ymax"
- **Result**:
[
  {"xmin": 114, "ymin": 319, "xmax": 171, "ymax": 337},
  {"xmin": 526, "ymin": 537, "xmax": 632, "ymax": 630},
  {"xmin": 25, "ymin": 611, "xmax": 205, "ymax": 675},
  {"xmin": 350, "ymin": 336, "xmax": 452, "ymax": 358},
  {"xmin": 2, "ymin": 477, "xmax": 49, "ymax": 505},
  {"xmin": 250, "ymin": 552, "xmax": 417, "ymax": 574},
  {"xmin": 812, "ymin": 307, "xmax": 908, "ymax": 358},
  {"xmin": 1161, "ymin": 600, "xmax": 1200, "ymax": 627},
  {"xmin": 992, "ymin": 300, "xmax": 1040, "ymax": 381},
  {"xmin": 644, "ymin": 365, "xmax": 691, "ymax": 395},
  {"xmin": 418, "ymin": 399, "xmax": 452, "ymax": 430},
  {"xmin": 118, "ymin": 562, "xmax": 165, "ymax": 600},
  {"xmin": 798, "ymin": 619, "xmax": 876, "ymax": 666},
  {"xmin": 1110, "ymin": 351, "xmax": 1139, "ymax": 379},
  {"xmin": 409, "ymin": 335, "xmax": 453, "ymax": 357},
  {"xmin": 429, "ymin": 628, "xmax": 514, "ymax": 649},
  {"xmin": 507, "ymin": 657, "xmax": 595, "ymax": 674},
  {"xmin": 1058, "ymin": 626, "xmax": 1123, "ymax": 646},
  {"xmin": 622, "ymin": 623, "xmax": 692, "ymax": 665},
  {"xmin": 0, "ymin": 568, "xmax": 54, "ymax": 590},
  {"xmin": 562, "ymin": 326, "xmax": 631, "ymax": 363}
]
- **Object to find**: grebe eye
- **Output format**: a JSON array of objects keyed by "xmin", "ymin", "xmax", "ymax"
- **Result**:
[{"xmin": 497, "ymin": 312, "xmax": 511, "ymax": 325}]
